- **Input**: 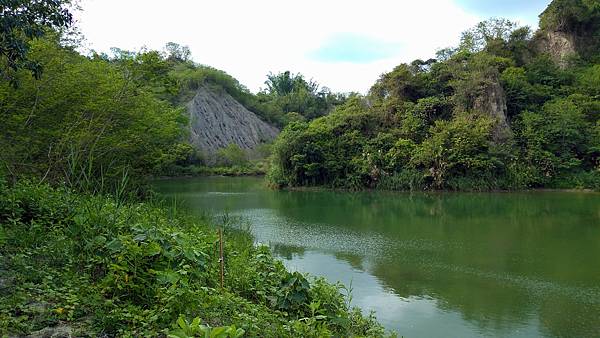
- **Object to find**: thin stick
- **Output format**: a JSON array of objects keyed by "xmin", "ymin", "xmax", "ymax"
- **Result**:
[{"xmin": 219, "ymin": 228, "xmax": 224, "ymax": 289}]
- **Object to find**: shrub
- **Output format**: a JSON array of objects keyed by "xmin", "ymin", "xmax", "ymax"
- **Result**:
[{"xmin": 0, "ymin": 181, "xmax": 387, "ymax": 337}]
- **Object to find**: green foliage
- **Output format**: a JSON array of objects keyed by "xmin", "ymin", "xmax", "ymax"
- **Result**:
[
  {"xmin": 269, "ymin": 98, "xmax": 386, "ymax": 189},
  {"xmin": 515, "ymin": 98, "xmax": 591, "ymax": 183},
  {"xmin": 501, "ymin": 67, "xmax": 537, "ymax": 117},
  {"xmin": 268, "ymin": 3, "xmax": 600, "ymax": 191},
  {"xmin": 217, "ymin": 144, "xmax": 248, "ymax": 167},
  {"xmin": 577, "ymin": 64, "xmax": 600, "ymax": 96},
  {"xmin": 539, "ymin": 0, "xmax": 600, "ymax": 58},
  {"xmin": 170, "ymin": 66, "xmax": 345, "ymax": 127},
  {"xmin": 540, "ymin": 0, "xmax": 600, "ymax": 33},
  {"xmin": 459, "ymin": 18, "xmax": 518, "ymax": 54},
  {"xmin": 1, "ymin": 26, "xmax": 345, "ymax": 189},
  {"xmin": 261, "ymin": 71, "xmax": 347, "ymax": 122},
  {"xmin": 107, "ymin": 47, "xmax": 180, "ymax": 102},
  {"xmin": 162, "ymin": 142, "xmax": 272, "ymax": 178},
  {"xmin": 0, "ymin": 181, "xmax": 387, "ymax": 337},
  {"xmin": 412, "ymin": 114, "xmax": 500, "ymax": 189},
  {"xmin": 276, "ymin": 272, "xmax": 311, "ymax": 313},
  {"xmin": 167, "ymin": 316, "xmax": 245, "ymax": 338},
  {"xmin": 0, "ymin": 0, "xmax": 73, "ymax": 86},
  {"xmin": 163, "ymin": 164, "xmax": 268, "ymax": 178},
  {"xmin": 0, "ymin": 36, "xmax": 188, "ymax": 193}
]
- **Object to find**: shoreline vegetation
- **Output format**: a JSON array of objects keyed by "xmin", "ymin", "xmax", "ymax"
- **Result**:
[
  {"xmin": 0, "ymin": 0, "xmax": 598, "ymax": 336},
  {"xmin": 158, "ymin": 173, "xmax": 600, "ymax": 193},
  {"xmin": 277, "ymin": 185, "xmax": 600, "ymax": 194},
  {"xmin": 0, "ymin": 180, "xmax": 389, "ymax": 337},
  {"xmin": 265, "ymin": 3, "xmax": 600, "ymax": 192}
]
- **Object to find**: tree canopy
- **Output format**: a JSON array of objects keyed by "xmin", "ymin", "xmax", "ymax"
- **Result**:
[
  {"xmin": 0, "ymin": 0, "xmax": 73, "ymax": 86},
  {"xmin": 268, "ymin": 1, "xmax": 600, "ymax": 191}
]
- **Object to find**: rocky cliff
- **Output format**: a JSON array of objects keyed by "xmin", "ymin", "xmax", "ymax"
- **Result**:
[
  {"xmin": 188, "ymin": 86, "xmax": 279, "ymax": 157},
  {"xmin": 473, "ymin": 76, "xmax": 512, "ymax": 143},
  {"xmin": 534, "ymin": 1, "xmax": 600, "ymax": 67},
  {"xmin": 534, "ymin": 30, "xmax": 578, "ymax": 68}
]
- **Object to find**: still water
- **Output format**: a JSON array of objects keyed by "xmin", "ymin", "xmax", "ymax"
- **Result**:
[{"xmin": 154, "ymin": 176, "xmax": 600, "ymax": 337}]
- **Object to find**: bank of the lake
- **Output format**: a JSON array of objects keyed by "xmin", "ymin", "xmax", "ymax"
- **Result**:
[
  {"xmin": 155, "ymin": 176, "xmax": 600, "ymax": 338},
  {"xmin": 159, "ymin": 166, "xmax": 266, "ymax": 178},
  {"xmin": 0, "ymin": 180, "xmax": 386, "ymax": 337}
]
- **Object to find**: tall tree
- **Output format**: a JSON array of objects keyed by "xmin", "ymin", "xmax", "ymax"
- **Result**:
[{"xmin": 0, "ymin": 0, "xmax": 73, "ymax": 86}]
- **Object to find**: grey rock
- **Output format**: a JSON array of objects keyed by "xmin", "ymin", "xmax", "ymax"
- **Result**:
[
  {"xmin": 473, "ymin": 76, "xmax": 512, "ymax": 143},
  {"xmin": 534, "ymin": 30, "xmax": 578, "ymax": 68},
  {"xmin": 25, "ymin": 325, "xmax": 72, "ymax": 338},
  {"xmin": 188, "ymin": 86, "xmax": 279, "ymax": 159}
]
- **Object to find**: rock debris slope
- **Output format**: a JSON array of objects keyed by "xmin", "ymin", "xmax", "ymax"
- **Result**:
[{"xmin": 188, "ymin": 86, "xmax": 279, "ymax": 156}]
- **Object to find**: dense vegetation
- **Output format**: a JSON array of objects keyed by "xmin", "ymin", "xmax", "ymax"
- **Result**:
[
  {"xmin": 0, "ymin": 180, "xmax": 385, "ymax": 337},
  {"xmin": 1, "ymin": 35, "xmax": 191, "ymax": 193},
  {"xmin": 0, "ymin": 37, "xmax": 343, "ymax": 187},
  {"xmin": 0, "ymin": 1, "xmax": 384, "ymax": 337},
  {"xmin": 268, "ymin": 0, "xmax": 600, "ymax": 191},
  {"xmin": 1, "ymin": 0, "xmax": 598, "ymax": 335},
  {"xmin": 105, "ymin": 44, "xmax": 344, "ymax": 128},
  {"xmin": 1, "ymin": 0, "xmax": 73, "ymax": 86}
]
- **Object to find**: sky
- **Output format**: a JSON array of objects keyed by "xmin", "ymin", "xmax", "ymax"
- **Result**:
[{"xmin": 75, "ymin": 0, "xmax": 552, "ymax": 94}]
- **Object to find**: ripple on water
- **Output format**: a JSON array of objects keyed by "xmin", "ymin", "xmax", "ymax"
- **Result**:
[{"xmin": 225, "ymin": 208, "xmax": 600, "ymax": 309}]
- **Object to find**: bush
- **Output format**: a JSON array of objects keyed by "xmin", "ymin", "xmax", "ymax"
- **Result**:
[
  {"xmin": 217, "ymin": 144, "xmax": 249, "ymax": 167},
  {"xmin": 376, "ymin": 169, "xmax": 426, "ymax": 191},
  {"xmin": 0, "ymin": 181, "xmax": 387, "ymax": 337}
]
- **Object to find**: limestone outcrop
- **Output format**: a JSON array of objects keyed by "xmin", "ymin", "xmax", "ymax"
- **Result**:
[
  {"xmin": 534, "ymin": 30, "xmax": 578, "ymax": 68},
  {"xmin": 473, "ymin": 76, "xmax": 512, "ymax": 143}
]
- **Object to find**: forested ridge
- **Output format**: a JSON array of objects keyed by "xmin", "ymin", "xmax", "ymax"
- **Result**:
[{"xmin": 268, "ymin": 0, "xmax": 600, "ymax": 191}]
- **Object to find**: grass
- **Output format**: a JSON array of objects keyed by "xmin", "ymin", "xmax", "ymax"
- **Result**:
[{"xmin": 0, "ymin": 179, "xmax": 388, "ymax": 337}]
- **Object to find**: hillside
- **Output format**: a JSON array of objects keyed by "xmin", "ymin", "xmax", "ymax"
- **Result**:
[
  {"xmin": 0, "ymin": 3, "xmax": 388, "ymax": 336},
  {"xmin": 188, "ymin": 86, "xmax": 279, "ymax": 158},
  {"xmin": 268, "ymin": 0, "xmax": 600, "ymax": 191}
]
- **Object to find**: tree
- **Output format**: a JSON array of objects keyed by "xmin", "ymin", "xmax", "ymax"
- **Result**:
[
  {"xmin": 459, "ymin": 18, "xmax": 518, "ymax": 55},
  {"xmin": 0, "ymin": 0, "xmax": 73, "ymax": 86},
  {"xmin": 262, "ymin": 71, "xmax": 336, "ymax": 120},
  {"xmin": 517, "ymin": 99, "xmax": 589, "ymax": 180},
  {"xmin": 0, "ymin": 36, "xmax": 187, "ymax": 189},
  {"xmin": 164, "ymin": 42, "xmax": 191, "ymax": 63},
  {"xmin": 412, "ymin": 114, "xmax": 497, "ymax": 189},
  {"xmin": 264, "ymin": 71, "xmax": 318, "ymax": 96},
  {"xmin": 540, "ymin": 0, "xmax": 600, "ymax": 33},
  {"xmin": 217, "ymin": 144, "xmax": 248, "ymax": 167}
]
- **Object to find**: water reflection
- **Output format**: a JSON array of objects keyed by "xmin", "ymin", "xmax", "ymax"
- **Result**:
[{"xmin": 154, "ymin": 177, "xmax": 600, "ymax": 337}]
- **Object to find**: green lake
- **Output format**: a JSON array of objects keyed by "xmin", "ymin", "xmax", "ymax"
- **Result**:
[{"xmin": 154, "ymin": 176, "xmax": 600, "ymax": 337}]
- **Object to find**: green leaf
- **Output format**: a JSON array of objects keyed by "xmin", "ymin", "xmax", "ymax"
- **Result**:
[
  {"xmin": 233, "ymin": 328, "xmax": 245, "ymax": 338},
  {"xmin": 209, "ymin": 327, "xmax": 226, "ymax": 338},
  {"xmin": 144, "ymin": 242, "xmax": 162, "ymax": 256},
  {"xmin": 191, "ymin": 316, "xmax": 201, "ymax": 329},
  {"xmin": 167, "ymin": 331, "xmax": 186, "ymax": 338},
  {"xmin": 105, "ymin": 238, "xmax": 123, "ymax": 253},
  {"xmin": 157, "ymin": 270, "xmax": 180, "ymax": 285},
  {"xmin": 133, "ymin": 233, "xmax": 147, "ymax": 242},
  {"xmin": 176, "ymin": 316, "xmax": 187, "ymax": 330}
]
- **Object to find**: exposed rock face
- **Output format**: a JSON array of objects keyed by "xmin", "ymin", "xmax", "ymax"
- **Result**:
[
  {"xmin": 188, "ymin": 86, "xmax": 279, "ymax": 157},
  {"xmin": 473, "ymin": 77, "xmax": 512, "ymax": 143},
  {"xmin": 535, "ymin": 31, "xmax": 578, "ymax": 68},
  {"xmin": 26, "ymin": 325, "xmax": 72, "ymax": 338}
]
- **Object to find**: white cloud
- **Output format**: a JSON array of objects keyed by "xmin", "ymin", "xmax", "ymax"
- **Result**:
[{"xmin": 75, "ymin": 0, "xmax": 485, "ymax": 93}]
